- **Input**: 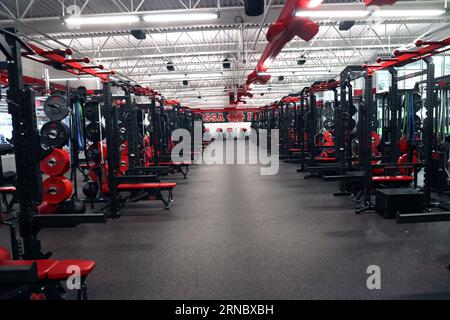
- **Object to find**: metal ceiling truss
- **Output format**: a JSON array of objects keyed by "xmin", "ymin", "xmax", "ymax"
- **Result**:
[{"xmin": 0, "ymin": 0, "xmax": 448, "ymax": 107}]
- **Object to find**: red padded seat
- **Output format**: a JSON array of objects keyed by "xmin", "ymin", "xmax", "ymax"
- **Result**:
[
  {"xmin": 0, "ymin": 246, "xmax": 11, "ymax": 260},
  {"xmin": 0, "ymin": 186, "xmax": 16, "ymax": 193},
  {"xmin": 117, "ymin": 182, "xmax": 176, "ymax": 190},
  {"xmin": 47, "ymin": 260, "xmax": 96, "ymax": 280},
  {"xmin": 315, "ymin": 157, "xmax": 337, "ymax": 161},
  {"xmin": 0, "ymin": 259, "xmax": 58, "ymax": 280},
  {"xmin": 372, "ymin": 176, "xmax": 414, "ymax": 182},
  {"xmin": 289, "ymin": 148, "xmax": 305, "ymax": 152},
  {"xmin": 159, "ymin": 161, "xmax": 191, "ymax": 166}
]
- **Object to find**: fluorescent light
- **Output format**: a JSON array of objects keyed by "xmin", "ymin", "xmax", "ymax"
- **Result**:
[
  {"xmin": 258, "ymin": 71, "xmax": 335, "ymax": 76},
  {"xmin": 306, "ymin": 0, "xmax": 324, "ymax": 8},
  {"xmin": 143, "ymin": 12, "xmax": 218, "ymax": 23},
  {"xmin": 372, "ymin": 9, "xmax": 445, "ymax": 17},
  {"xmin": 295, "ymin": 10, "xmax": 369, "ymax": 18},
  {"xmin": 147, "ymin": 72, "xmax": 223, "ymax": 80},
  {"xmin": 65, "ymin": 15, "xmax": 140, "ymax": 25},
  {"xmin": 49, "ymin": 77, "xmax": 99, "ymax": 81}
]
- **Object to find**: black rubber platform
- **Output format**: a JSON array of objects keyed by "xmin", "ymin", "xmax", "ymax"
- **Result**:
[{"xmin": 2, "ymin": 142, "xmax": 450, "ymax": 299}]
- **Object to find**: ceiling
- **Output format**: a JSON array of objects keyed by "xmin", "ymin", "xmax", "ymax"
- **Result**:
[{"xmin": 0, "ymin": 0, "xmax": 449, "ymax": 108}]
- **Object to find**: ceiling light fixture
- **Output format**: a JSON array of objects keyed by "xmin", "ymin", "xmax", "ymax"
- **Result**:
[
  {"xmin": 372, "ymin": 9, "xmax": 445, "ymax": 17},
  {"xmin": 143, "ymin": 11, "xmax": 218, "ymax": 23},
  {"xmin": 295, "ymin": 10, "xmax": 369, "ymax": 18},
  {"xmin": 65, "ymin": 15, "xmax": 140, "ymax": 25}
]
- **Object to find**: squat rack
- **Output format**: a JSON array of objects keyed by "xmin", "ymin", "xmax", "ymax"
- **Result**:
[{"xmin": 0, "ymin": 28, "xmax": 107, "ymax": 259}]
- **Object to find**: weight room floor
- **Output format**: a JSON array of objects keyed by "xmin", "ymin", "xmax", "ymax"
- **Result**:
[{"xmin": 3, "ymin": 142, "xmax": 450, "ymax": 299}]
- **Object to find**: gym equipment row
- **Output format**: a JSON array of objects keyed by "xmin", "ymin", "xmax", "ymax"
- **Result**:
[
  {"xmin": 0, "ymin": 28, "xmax": 205, "ymax": 299},
  {"xmin": 252, "ymin": 36, "xmax": 450, "ymax": 223}
]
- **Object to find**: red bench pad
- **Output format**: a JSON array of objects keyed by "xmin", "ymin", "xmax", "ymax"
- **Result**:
[
  {"xmin": 47, "ymin": 260, "xmax": 96, "ymax": 280},
  {"xmin": 148, "ymin": 162, "xmax": 191, "ymax": 166},
  {"xmin": 0, "ymin": 186, "xmax": 16, "ymax": 193},
  {"xmin": 117, "ymin": 182, "xmax": 176, "ymax": 190},
  {"xmin": 315, "ymin": 157, "xmax": 337, "ymax": 161},
  {"xmin": 372, "ymin": 176, "xmax": 414, "ymax": 182},
  {"xmin": 0, "ymin": 259, "xmax": 58, "ymax": 280},
  {"xmin": 289, "ymin": 148, "xmax": 306, "ymax": 152}
]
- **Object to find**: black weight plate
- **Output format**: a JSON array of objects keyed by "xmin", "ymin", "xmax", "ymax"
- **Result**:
[
  {"xmin": 413, "ymin": 93, "xmax": 423, "ymax": 113},
  {"xmin": 86, "ymin": 122, "xmax": 104, "ymax": 142},
  {"xmin": 86, "ymin": 147, "xmax": 100, "ymax": 162},
  {"xmin": 84, "ymin": 101, "xmax": 100, "ymax": 122},
  {"xmin": 77, "ymin": 86, "xmax": 87, "ymax": 98},
  {"xmin": 44, "ymin": 95, "xmax": 69, "ymax": 121},
  {"xmin": 348, "ymin": 104, "xmax": 357, "ymax": 117},
  {"xmin": 344, "ymin": 118, "xmax": 356, "ymax": 131},
  {"xmin": 323, "ymin": 107, "xmax": 333, "ymax": 118},
  {"xmin": 323, "ymin": 119, "xmax": 334, "ymax": 131},
  {"xmin": 40, "ymin": 121, "xmax": 70, "ymax": 148},
  {"xmin": 370, "ymin": 118, "xmax": 379, "ymax": 129}
]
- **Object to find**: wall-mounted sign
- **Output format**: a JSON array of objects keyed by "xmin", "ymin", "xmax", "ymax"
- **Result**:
[{"xmin": 202, "ymin": 111, "xmax": 254, "ymax": 123}]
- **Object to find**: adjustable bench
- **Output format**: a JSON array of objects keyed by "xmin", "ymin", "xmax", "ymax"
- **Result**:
[{"xmin": 0, "ymin": 246, "xmax": 95, "ymax": 300}]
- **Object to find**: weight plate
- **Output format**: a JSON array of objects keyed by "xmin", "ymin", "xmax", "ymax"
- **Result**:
[
  {"xmin": 413, "ymin": 93, "xmax": 423, "ymax": 113},
  {"xmin": 86, "ymin": 146, "xmax": 100, "ymax": 163},
  {"xmin": 40, "ymin": 121, "xmax": 70, "ymax": 148},
  {"xmin": 351, "ymin": 138, "xmax": 359, "ymax": 157},
  {"xmin": 323, "ymin": 119, "xmax": 334, "ymax": 131},
  {"xmin": 119, "ymin": 155, "xmax": 129, "ymax": 174},
  {"xmin": 348, "ymin": 104, "xmax": 357, "ymax": 117},
  {"xmin": 344, "ymin": 118, "xmax": 356, "ymax": 131},
  {"xmin": 43, "ymin": 176, "xmax": 73, "ymax": 205},
  {"xmin": 83, "ymin": 182, "xmax": 99, "ymax": 198},
  {"xmin": 77, "ymin": 86, "xmax": 87, "ymax": 98},
  {"xmin": 84, "ymin": 101, "xmax": 101, "ymax": 122},
  {"xmin": 86, "ymin": 122, "xmax": 104, "ymax": 142},
  {"xmin": 40, "ymin": 148, "xmax": 70, "ymax": 176},
  {"xmin": 323, "ymin": 107, "xmax": 333, "ymax": 118},
  {"xmin": 44, "ymin": 95, "xmax": 69, "ymax": 121}
]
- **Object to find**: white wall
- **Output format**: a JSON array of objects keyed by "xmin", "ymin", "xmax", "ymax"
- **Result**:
[{"xmin": 205, "ymin": 122, "xmax": 252, "ymax": 139}]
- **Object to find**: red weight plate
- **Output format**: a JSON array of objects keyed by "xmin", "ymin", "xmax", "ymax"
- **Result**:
[
  {"xmin": 119, "ymin": 155, "xmax": 129, "ymax": 174},
  {"xmin": 40, "ymin": 149, "xmax": 70, "ymax": 176},
  {"xmin": 43, "ymin": 176, "xmax": 73, "ymax": 205}
]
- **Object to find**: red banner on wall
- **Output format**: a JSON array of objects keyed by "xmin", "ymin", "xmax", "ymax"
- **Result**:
[{"xmin": 202, "ymin": 111, "xmax": 254, "ymax": 123}]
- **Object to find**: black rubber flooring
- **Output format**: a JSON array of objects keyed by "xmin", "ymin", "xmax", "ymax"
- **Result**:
[{"xmin": 3, "ymin": 142, "xmax": 450, "ymax": 299}]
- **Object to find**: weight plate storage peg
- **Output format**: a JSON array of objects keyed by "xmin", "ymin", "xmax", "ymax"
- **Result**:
[
  {"xmin": 40, "ymin": 148, "xmax": 71, "ymax": 176},
  {"xmin": 40, "ymin": 121, "xmax": 70, "ymax": 148},
  {"xmin": 44, "ymin": 95, "xmax": 69, "ymax": 121},
  {"xmin": 84, "ymin": 101, "xmax": 101, "ymax": 122},
  {"xmin": 43, "ymin": 176, "xmax": 74, "ymax": 205}
]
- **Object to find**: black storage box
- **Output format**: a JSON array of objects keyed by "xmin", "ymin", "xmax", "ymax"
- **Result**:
[{"xmin": 375, "ymin": 188, "xmax": 424, "ymax": 219}]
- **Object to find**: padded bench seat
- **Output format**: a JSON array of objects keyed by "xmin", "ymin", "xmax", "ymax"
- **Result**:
[
  {"xmin": 157, "ymin": 162, "xmax": 191, "ymax": 166},
  {"xmin": 0, "ymin": 258, "xmax": 96, "ymax": 281},
  {"xmin": 116, "ymin": 182, "xmax": 176, "ymax": 209},
  {"xmin": 0, "ymin": 186, "xmax": 16, "ymax": 193},
  {"xmin": 372, "ymin": 176, "xmax": 414, "ymax": 182},
  {"xmin": 117, "ymin": 182, "xmax": 176, "ymax": 190},
  {"xmin": 47, "ymin": 260, "xmax": 96, "ymax": 279},
  {"xmin": 315, "ymin": 157, "xmax": 337, "ymax": 161},
  {"xmin": 0, "ymin": 259, "xmax": 58, "ymax": 280}
]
